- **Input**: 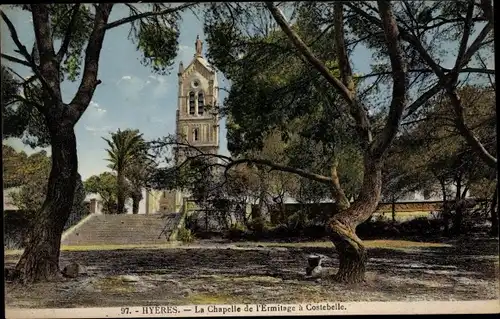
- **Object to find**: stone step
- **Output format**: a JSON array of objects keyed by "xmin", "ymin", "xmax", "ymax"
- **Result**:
[{"xmin": 61, "ymin": 213, "xmax": 182, "ymax": 246}]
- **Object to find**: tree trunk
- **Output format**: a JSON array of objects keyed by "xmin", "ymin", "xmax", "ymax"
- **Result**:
[
  {"xmin": 451, "ymin": 174, "xmax": 463, "ymax": 236},
  {"xmin": 327, "ymin": 157, "xmax": 382, "ymax": 283},
  {"xmin": 438, "ymin": 177, "xmax": 450, "ymax": 235},
  {"xmin": 117, "ymin": 171, "xmax": 126, "ymax": 214},
  {"xmin": 132, "ymin": 196, "xmax": 140, "ymax": 214},
  {"xmin": 15, "ymin": 125, "xmax": 78, "ymax": 283},
  {"xmin": 490, "ymin": 182, "xmax": 499, "ymax": 236}
]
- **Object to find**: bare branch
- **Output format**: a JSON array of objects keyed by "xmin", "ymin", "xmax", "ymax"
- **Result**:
[
  {"xmin": 330, "ymin": 159, "xmax": 350, "ymax": 210},
  {"xmin": 370, "ymin": 0, "xmax": 408, "ymax": 158},
  {"xmin": 68, "ymin": 4, "xmax": 113, "ymax": 125},
  {"xmin": 345, "ymin": 3, "xmax": 446, "ymax": 77},
  {"xmin": 265, "ymin": 2, "xmax": 353, "ymax": 104},
  {"xmin": 1, "ymin": 53, "xmax": 31, "ymax": 67},
  {"xmin": 333, "ymin": 3, "xmax": 354, "ymax": 91},
  {"xmin": 403, "ymin": 81, "xmax": 443, "ymax": 120},
  {"xmin": 459, "ymin": 21, "xmax": 494, "ymax": 70},
  {"xmin": 448, "ymin": 90, "xmax": 497, "ymax": 168},
  {"xmin": 56, "ymin": 4, "xmax": 81, "ymax": 63},
  {"xmin": 453, "ymin": 1, "xmax": 474, "ymax": 73},
  {"xmin": 227, "ymin": 158, "xmax": 332, "ymax": 185},
  {"xmin": 479, "ymin": 0, "xmax": 494, "ymax": 24},
  {"xmin": 1, "ymin": 9, "xmax": 58, "ymax": 106},
  {"xmin": 150, "ymin": 138, "xmax": 333, "ymax": 186},
  {"xmin": 104, "ymin": 3, "xmax": 199, "ymax": 30},
  {"xmin": 477, "ymin": 53, "xmax": 495, "ymax": 92},
  {"xmin": 266, "ymin": 2, "xmax": 374, "ymax": 146}
]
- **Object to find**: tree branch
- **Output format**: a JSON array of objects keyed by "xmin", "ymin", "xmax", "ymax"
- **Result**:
[
  {"xmin": 227, "ymin": 158, "xmax": 332, "ymax": 185},
  {"xmin": 357, "ymin": 67, "xmax": 495, "ymax": 80},
  {"xmin": 453, "ymin": 1, "xmax": 474, "ymax": 74},
  {"xmin": 479, "ymin": 0, "xmax": 494, "ymax": 24},
  {"xmin": 330, "ymin": 159, "xmax": 350, "ymax": 210},
  {"xmin": 151, "ymin": 138, "xmax": 333, "ymax": 187},
  {"xmin": 345, "ymin": 3, "xmax": 446, "ymax": 77},
  {"xmin": 265, "ymin": 2, "xmax": 353, "ymax": 104},
  {"xmin": 68, "ymin": 4, "xmax": 113, "ymax": 125},
  {"xmin": 447, "ymin": 90, "xmax": 497, "ymax": 169},
  {"xmin": 103, "ymin": 2, "xmax": 199, "ymax": 30},
  {"xmin": 266, "ymin": 2, "xmax": 373, "ymax": 145},
  {"xmin": 370, "ymin": 0, "xmax": 408, "ymax": 159},
  {"xmin": 333, "ymin": 3, "xmax": 354, "ymax": 92},
  {"xmin": 403, "ymin": 81, "xmax": 443, "ymax": 120},
  {"xmin": 458, "ymin": 21, "xmax": 494, "ymax": 71},
  {"xmin": 1, "ymin": 10, "xmax": 57, "ymax": 106},
  {"xmin": 56, "ymin": 4, "xmax": 81, "ymax": 63},
  {"xmin": 1, "ymin": 53, "xmax": 31, "ymax": 67}
]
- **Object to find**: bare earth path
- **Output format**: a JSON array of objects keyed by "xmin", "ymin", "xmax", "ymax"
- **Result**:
[{"xmin": 4, "ymin": 238, "xmax": 499, "ymax": 308}]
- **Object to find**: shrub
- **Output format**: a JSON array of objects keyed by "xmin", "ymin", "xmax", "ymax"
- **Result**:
[
  {"xmin": 248, "ymin": 217, "xmax": 272, "ymax": 233},
  {"xmin": 177, "ymin": 227, "xmax": 195, "ymax": 243},
  {"xmin": 226, "ymin": 222, "xmax": 247, "ymax": 240},
  {"xmin": 399, "ymin": 216, "xmax": 443, "ymax": 236},
  {"xmin": 301, "ymin": 224, "xmax": 328, "ymax": 239}
]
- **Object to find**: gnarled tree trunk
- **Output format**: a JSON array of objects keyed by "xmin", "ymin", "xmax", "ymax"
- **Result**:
[
  {"xmin": 15, "ymin": 125, "xmax": 78, "ymax": 283},
  {"xmin": 328, "ymin": 157, "xmax": 382, "ymax": 283}
]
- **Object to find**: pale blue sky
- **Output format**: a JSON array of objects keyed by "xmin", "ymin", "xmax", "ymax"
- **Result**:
[{"xmin": 2, "ymin": 4, "xmax": 492, "ymax": 181}]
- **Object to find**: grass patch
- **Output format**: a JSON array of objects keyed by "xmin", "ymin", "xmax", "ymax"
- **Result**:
[
  {"xmin": 185, "ymin": 293, "xmax": 234, "ymax": 304},
  {"xmin": 4, "ymin": 239, "xmax": 451, "ymax": 257},
  {"xmin": 237, "ymin": 239, "xmax": 451, "ymax": 249},
  {"xmin": 95, "ymin": 276, "xmax": 137, "ymax": 293},
  {"xmin": 61, "ymin": 243, "xmax": 182, "ymax": 251},
  {"xmin": 4, "ymin": 243, "xmax": 182, "ymax": 256},
  {"xmin": 364, "ymin": 239, "xmax": 451, "ymax": 248}
]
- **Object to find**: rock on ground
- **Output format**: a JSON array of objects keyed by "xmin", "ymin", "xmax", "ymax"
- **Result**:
[{"xmin": 62, "ymin": 263, "xmax": 87, "ymax": 278}]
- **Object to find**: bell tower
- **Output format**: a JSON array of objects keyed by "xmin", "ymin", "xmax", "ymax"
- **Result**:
[
  {"xmin": 175, "ymin": 35, "xmax": 219, "ymax": 162},
  {"xmin": 158, "ymin": 35, "xmax": 220, "ymax": 213}
]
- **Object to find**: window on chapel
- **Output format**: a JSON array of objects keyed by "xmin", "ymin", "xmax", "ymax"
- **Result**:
[
  {"xmin": 189, "ymin": 92, "xmax": 195, "ymax": 115},
  {"xmin": 193, "ymin": 128, "xmax": 199, "ymax": 141}
]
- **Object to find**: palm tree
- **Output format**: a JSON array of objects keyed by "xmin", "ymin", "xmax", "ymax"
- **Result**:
[{"xmin": 103, "ymin": 129, "xmax": 147, "ymax": 214}]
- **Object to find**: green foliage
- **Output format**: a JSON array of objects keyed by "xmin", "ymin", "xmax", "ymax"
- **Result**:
[
  {"xmin": 226, "ymin": 222, "xmax": 247, "ymax": 240},
  {"xmin": 4, "ymin": 147, "xmax": 87, "ymax": 218},
  {"xmin": 384, "ymin": 85, "xmax": 496, "ymax": 201},
  {"xmin": 177, "ymin": 227, "xmax": 195, "ymax": 243},
  {"xmin": 203, "ymin": 4, "xmax": 365, "ymax": 203},
  {"xmin": 136, "ymin": 21, "xmax": 179, "ymax": 75},
  {"xmin": 248, "ymin": 216, "xmax": 272, "ymax": 233},
  {"xmin": 1, "ymin": 67, "xmax": 50, "ymax": 148},
  {"xmin": 84, "ymin": 172, "xmax": 119, "ymax": 214},
  {"xmin": 48, "ymin": 4, "xmax": 95, "ymax": 81},
  {"xmin": 2, "ymin": 145, "xmax": 28, "ymax": 188}
]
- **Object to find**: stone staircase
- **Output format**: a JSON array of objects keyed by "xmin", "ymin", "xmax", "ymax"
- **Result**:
[{"xmin": 61, "ymin": 213, "xmax": 182, "ymax": 246}]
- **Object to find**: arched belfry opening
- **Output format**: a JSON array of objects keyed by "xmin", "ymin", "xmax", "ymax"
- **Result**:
[
  {"xmin": 189, "ymin": 91, "xmax": 195, "ymax": 115},
  {"xmin": 198, "ymin": 92, "xmax": 204, "ymax": 115}
]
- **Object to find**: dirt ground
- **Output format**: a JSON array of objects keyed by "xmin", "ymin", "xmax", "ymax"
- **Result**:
[{"xmin": 4, "ymin": 238, "xmax": 499, "ymax": 308}]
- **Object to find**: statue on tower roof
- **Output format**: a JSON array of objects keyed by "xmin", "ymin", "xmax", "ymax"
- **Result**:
[{"xmin": 195, "ymin": 35, "xmax": 203, "ymax": 57}]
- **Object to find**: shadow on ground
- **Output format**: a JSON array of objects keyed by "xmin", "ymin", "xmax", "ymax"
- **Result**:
[{"xmin": 4, "ymin": 237, "xmax": 499, "ymax": 308}]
